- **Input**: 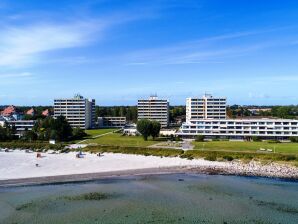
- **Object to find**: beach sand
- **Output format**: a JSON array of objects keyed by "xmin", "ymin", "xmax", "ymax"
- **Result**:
[
  {"xmin": 0, "ymin": 150, "xmax": 297, "ymax": 186},
  {"xmin": 0, "ymin": 150, "xmax": 226, "ymax": 180}
]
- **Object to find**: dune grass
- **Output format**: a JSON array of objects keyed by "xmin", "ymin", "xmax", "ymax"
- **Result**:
[{"xmin": 86, "ymin": 144, "xmax": 298, "ymax": 164}]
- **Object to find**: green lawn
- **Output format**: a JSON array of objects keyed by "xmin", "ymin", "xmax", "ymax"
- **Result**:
[
  {"xmin": 85, "ymin": 129, "xmax": 118, "ymax": 137},
  {"xmin": 193, "ymin": 141, "xmax": 298, "ymax": 155},
  {"xmin": 73, "ymin": 129, "xmax": 118, "ymax": 143},
  {"xmin": 85, "ymin": 133, "xmax": 158, "ymax": 147}
]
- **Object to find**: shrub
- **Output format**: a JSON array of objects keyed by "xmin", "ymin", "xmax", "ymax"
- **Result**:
[
  {"xmin": 268, "ymin": 140, "xmax": 281, "ymax": 144},
  {"xmin": 175, "ymin": 136, "xmax": 182, "ymax": 141},
  {"xmin": 252, "ymin": 136, "xmax": 261, "ymax": 142},
  {"xmin": 205, "ymin": 155, "xmax": 217, "ymax": 161},
  {"xmin": 289, "ymin": 137, "xmax": 298, "ymax": 143},
  {"xmin": 284, "ymin": 155, "xmax": 296, "ymax": 161},
  {"xmin": 195, "ymin": 135, "xmax": 205, "ymax": 142},
  {"xmin": 212, "ymin": 139, "xmax": 220, "ymax": 141},
  {"xmin": 223, "ymin": 155, "xmax": 234, "ymax": 161},
  {"xmin": 180, "ymin": 154, "xmax": 193, "ymax": 160}
]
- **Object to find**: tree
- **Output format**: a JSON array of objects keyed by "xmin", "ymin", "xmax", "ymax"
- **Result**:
[
  {"xmin": 50, "ymin": 130, "xmax": 58, "ymax": 140},
  {"xmin": 151, "ymin": 121, "xmax": 161, "ymax": 139},
  {"xmin": 137, "ymin": 119, "xmax": 152, "ymax": 141},
  {"xmin": 23, "ymin": 130, "xmax": 37, "ymax": 141},
  {"xmin": 72, "ymin": 127, "xmax": 87, "ymax": 140},
  {"xmin": 33, "ymin": 116, "xmax": 73, "ymax": 141}
]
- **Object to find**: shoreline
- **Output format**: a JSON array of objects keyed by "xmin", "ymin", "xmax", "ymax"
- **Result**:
[
  {"xmin": 0, "ymin": 164, "xmax": 297, "ymax": 188},
  {"xmin": 0, "ymin": 150, "xmax": 297, "ymax": 187}
]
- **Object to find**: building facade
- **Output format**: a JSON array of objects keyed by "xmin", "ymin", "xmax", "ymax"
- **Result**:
[
  {"xmin": 54, "ymin": 94, "xmax": 95, "ymax": 129},
  {"xmin": 98, "ymin": 117, "xmax": 126, "ymax": 128},
  {"xmin": 180, "ymin": 95, "xmax": 298, "ymax": 140},
  {"xmin": 0, "ymin": 120, "xmax": 36, "ymax": 136},
  {"xmin": 179, "ymin": 118, "xmax": 298, "ymax": 140},
  {"xmin": 186, "ymin": 94, "xmax": 226, "ymax": 122},
  {"xmin": 138, "ymin": 96, "xmax": 169, "ymax": 128}
]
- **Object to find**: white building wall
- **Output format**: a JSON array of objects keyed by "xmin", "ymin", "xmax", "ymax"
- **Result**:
[
  {"xmin": 138, "ymin": 96, "xmax": 169, "ymax": 128},
  {"xmin": 186, "ymin": 94, "xmax": 226, "ymax": 122},
  {"xmin": 179, "ymin": 118, "xmax": 298, "ymax": 139},
  {"xmin": 54, "ymin": 96, "xmax": 95, "ymax": 129}
]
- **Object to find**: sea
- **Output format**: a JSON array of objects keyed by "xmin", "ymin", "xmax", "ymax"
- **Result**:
[{"xmin": 0, "ymin": 174, "xmax": 297, "ymax": 224}]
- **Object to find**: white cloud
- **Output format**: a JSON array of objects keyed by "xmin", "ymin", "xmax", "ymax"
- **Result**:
[
  {"xmin": 124, "ymin": 26, "xmax": 297, "ymax": 65},
  {"xmin": 0, "ymin": 20, "xmax": 104, "ymax": 68},
  {"xmin": 0, "ymin": 72, "xmax": 33, "ymax": 78}
]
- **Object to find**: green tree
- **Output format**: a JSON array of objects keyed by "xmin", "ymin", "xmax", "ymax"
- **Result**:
[
  {"xmin": 33, "ymin": 116, "xmax": 73, "ymax": 141},
  {"xmin": 151, "ymin": 121, "xmax": 161, "ymax": 139},
  {"xmin": 72, "ymin": 127, "xmax": 87, "ymax": 140},
  {"xmin": 23, "ymin": 130, "xmax": 37, "ymax": 141},
  {"xmin": 137, "ymin": 119, "xmax": 152, "ymax": 141}
]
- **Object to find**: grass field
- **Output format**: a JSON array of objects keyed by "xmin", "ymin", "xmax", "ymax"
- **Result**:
[
  {"xmin": 193, "ymin": 141, "xmax": 298, "ymax": 155},
  {"xmin": 85, "ymin": 129, "xmax": 118, "ymax": 137},
  {"xmin": 74, "ymin": 129, "xmax": 118, "ymax": 143},
  {"xmin": 85, "ymin": 133, "xmax": 158, "ymax": 147}
]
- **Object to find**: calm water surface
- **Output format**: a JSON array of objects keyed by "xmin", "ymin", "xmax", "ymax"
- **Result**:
[{"xmin": 0, "ymin": 174, "xmax": 297, "ymax": 224}]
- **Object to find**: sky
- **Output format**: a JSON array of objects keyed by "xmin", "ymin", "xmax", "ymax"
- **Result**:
[{"xmin": 1, "ymin": 0, "xmax": 298, "ymax": 106}]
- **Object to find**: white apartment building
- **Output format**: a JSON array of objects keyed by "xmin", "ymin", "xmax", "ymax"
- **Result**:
[
  {"xmin": 54, "ymin": 94, "xmax": 95, "ymax": 129},
  {"xmin": 186, "ymin": 94, "xmax": 226, "ymax": 122},
  {"xmin": 0, "ymin": 120, "xmax": 36, "ymax": 136},
  {"xmin": 138, "ymin": 96, "xmax": 169, "ymax": 128},
  {"xmin": 98, "ymin": 117, "xmax": 126, "ymax": 128},
  {"xmin": 179, "ymin": 118, "xmax": 298, "ymax": 140},
  {"xmin": 179, "ymin": 95, "xmax": 298, "ymax": 140}
]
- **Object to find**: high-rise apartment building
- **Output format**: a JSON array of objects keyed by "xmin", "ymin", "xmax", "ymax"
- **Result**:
[
  {"xmin": 54, "ymin": 94, "xmax": 95, "ymax": 129},
  {"xmin": 179, "ymin": 94, "xmax": 298, "ymax": 140},
  {"xmin": 138, "ymin": 96, "xmax": 169, "ymax": 128},
  {"xmin": 186, "ymin": 94, "xmax": 226, "ymax": 122}
]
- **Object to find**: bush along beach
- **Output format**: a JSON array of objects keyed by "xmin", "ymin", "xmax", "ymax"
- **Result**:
[
  {"xmin": 85, "ymin": 145, "xmax": 298, "ymax": 164},
  {"xmin": 0, "ymin": 142, "xmax": 65, "ymax": 151}
]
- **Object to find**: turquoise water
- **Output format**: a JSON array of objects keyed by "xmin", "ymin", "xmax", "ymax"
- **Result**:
[{"xmin": 0, "ymin": 174, "xmax": 297, "ymax": 224}]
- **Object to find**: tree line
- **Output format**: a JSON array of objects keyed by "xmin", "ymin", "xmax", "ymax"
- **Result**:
[
  {"xmin": 95, "ymin": 106, "xmax": 186, "ymax": 123},
  {"xmin": 0, "ymin": 116, "xmax": 86, "ymax": 142},
  {"xmin": 227, "ymin": 105, "xmax": 298, "ymax": 119}
]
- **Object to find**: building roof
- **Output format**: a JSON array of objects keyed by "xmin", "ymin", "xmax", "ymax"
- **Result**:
[
  {"xmin": 42, "ymin": 109, "xmax": 50, "ymax": 116},
  {"xmin": 26, "ymin": 108, "xmax": 35, "ymax": 116},
  {"xmin": 1, "ymin": 105, "xmax": 17, "ymax": 117}
]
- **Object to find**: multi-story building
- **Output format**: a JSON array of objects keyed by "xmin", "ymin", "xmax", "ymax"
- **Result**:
[
  {"xmin": 138, "ymin": 96, "xmax": 169, "ymax": 128},
  {"xmin": 54, "ymin": 94, "xmax": 95, "ymax": 129},
  {"xmin": 186, "ymin": 94, "xmax": 226, "ymax": 122},
  {"xmin": 0, "ymin": 120, "xmax": 36, "ymax": 136},
  {"xmin": 179, "ymin": 95, "xmax": 298, "ymax": 140},
  {"xmin": 98, "ymin": 117, "xmax": 126, "ymax": 128},
  {"xmin": 179, "ymin": 118, "xmax": 298, "ymax": 140}
]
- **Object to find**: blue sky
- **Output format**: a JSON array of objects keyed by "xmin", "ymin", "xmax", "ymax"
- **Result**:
[{"xmin": 1, "ymin": 0, "xmax": 298, "ymax": 106}]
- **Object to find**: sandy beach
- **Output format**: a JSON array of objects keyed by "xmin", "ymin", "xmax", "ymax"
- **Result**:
[
  {"xmin": 0, "ymin": 150, "xmax": 297, "ymax": 186},
  {"xmin": 0, "ymin": 150, "xmax": 226, "ymax": 180}
]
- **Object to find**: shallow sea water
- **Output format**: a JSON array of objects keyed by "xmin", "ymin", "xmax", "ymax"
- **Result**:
[{"xmin": 0, "ymin": 174, "xmax": 297, "ymax": 224}]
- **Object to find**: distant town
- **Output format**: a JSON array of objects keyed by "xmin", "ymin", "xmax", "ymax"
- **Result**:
[{"xmin": 0, "ymin": 93, "xmax": 298, "ymax": 141}]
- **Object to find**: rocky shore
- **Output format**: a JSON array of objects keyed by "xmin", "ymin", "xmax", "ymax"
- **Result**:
[{"xmin": 188, "ymin": 161, "xmax": 298, "ymax": 180}]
